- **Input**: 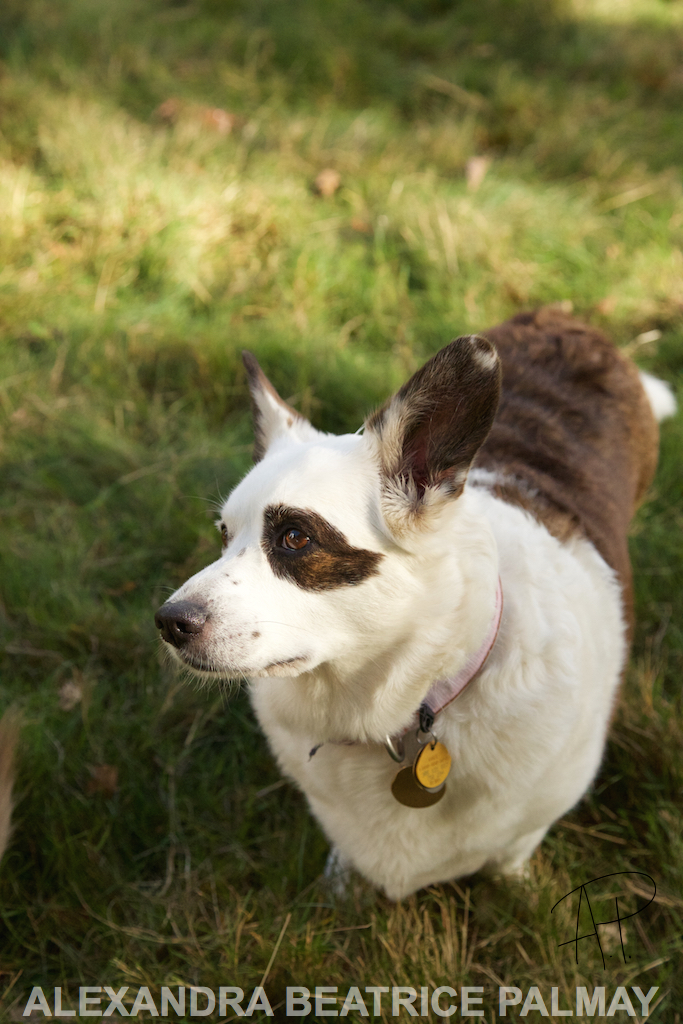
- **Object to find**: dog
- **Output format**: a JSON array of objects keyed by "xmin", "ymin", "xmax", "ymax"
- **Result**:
[{"xmin": 155, "ymin": 308, "xmax": 675, "ymax": 900}]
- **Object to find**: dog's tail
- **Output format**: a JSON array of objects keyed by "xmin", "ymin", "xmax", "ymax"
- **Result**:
[
  {"xmin": 0, "ymin": 709, "xmax": 20, "ymax": 862},
  {"xmin": 639, "ymin": 371, "xmax": 677, "ymax": 423}
]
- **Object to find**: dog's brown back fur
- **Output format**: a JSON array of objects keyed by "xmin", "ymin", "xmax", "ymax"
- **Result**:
[{"xmin": 475, "ymin": 308, "xmax": 659, "ymax": 630}]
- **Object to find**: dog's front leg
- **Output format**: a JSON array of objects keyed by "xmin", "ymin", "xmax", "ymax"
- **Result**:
[
  {"xmin": 484, "ymin": 825, "xmax": 548, "ymax": 880},
  {"xmin": 323, "ymin": 845, "xmax": 353, "ymax": 896}
]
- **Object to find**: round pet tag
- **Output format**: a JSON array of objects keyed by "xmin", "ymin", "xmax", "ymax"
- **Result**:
[
  {"xmin": 414, "ymin": 741, "xmax": 452, "ymax": 791},
  {"xmin": 391, "ymin": 765, "xmax": 446, "ymax": 808}
]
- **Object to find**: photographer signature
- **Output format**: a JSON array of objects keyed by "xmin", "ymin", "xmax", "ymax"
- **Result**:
[{"xmin": 551, "ymin": 872, "xmax": 656, "ymax": 966}]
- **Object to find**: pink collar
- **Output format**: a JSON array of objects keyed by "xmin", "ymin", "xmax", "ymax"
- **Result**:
[
  {"xmin": 383, "ymin": 577, "xmax": 503, "ymax": 760},
  {"xmin": 420, "ymin": 576, "xmax": 503, "ymax": 723},
  {"xmin": 310, "ymin": 578, "xmax": 503, "ymax": 761}
]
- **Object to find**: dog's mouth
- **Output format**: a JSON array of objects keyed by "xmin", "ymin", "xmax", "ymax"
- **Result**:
[
  {"xmin": 255, "ymin": 655, "xmax": 311, "ymax": 678},
  {"xmin": 165, "ymin": 646, "xmax": 310, "ymax": 679},
  {"xmin": 155, "ymin": 599, "xmax": 312, "ymax": 679}
]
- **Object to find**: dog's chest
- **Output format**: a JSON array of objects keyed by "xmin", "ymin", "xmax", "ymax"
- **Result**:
[{"xmin": 250, "ymin": 502, "xmax": 626, "ymax": 898}]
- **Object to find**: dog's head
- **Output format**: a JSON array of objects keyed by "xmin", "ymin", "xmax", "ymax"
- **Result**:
[{"xmin": 155, "ymin": 335, "xmax": 501, "ymax": 703}]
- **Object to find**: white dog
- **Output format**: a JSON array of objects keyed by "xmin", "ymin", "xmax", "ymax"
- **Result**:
[{"xmin": 155, "ymin": 308, "xmax": 675, "ymax": 900}]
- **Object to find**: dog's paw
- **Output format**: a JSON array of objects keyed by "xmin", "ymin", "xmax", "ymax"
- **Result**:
[
  {"xmin": 496, "ymin": 857, "xmax": 532, "ymax": 882},
  {"xmin": 323, "ymin": 846, "xmax": 352, "ymax": 897},
  {"xmin": 484, "ymin": 826, "xmax": 547, "ymax": 882}
]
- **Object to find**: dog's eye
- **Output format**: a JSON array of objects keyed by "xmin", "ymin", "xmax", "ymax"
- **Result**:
[
  {"xmin": 220, "ymin": 524, "xmax": 229, "ymax": 548},
  {"xmin": 281, "ymin": 528, "xmax": 310, "ymax": 551}
]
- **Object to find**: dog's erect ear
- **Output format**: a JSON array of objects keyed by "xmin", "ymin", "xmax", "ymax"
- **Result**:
[
  {"xmin": 365, "ymin": 334, "xmax": 501, "ymax": 531},
  {"xmin": 242, "ymin": 351, "xmax": 322, "ymax": 462}
]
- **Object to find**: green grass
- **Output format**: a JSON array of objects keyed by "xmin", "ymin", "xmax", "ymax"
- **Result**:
[{"xmin": 0, "ymin": 0, "xmax": 682, "ymax": 1019}]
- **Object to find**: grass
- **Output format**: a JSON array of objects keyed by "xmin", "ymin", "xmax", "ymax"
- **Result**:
[{"xmin": 0, "ymin": 0, "xmax": 682, "ymax": 1019}]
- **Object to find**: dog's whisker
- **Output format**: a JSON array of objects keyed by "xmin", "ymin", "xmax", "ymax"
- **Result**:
[{"xmin": 251, "ymin": 620, "xmax": 314, "ymax": 635}]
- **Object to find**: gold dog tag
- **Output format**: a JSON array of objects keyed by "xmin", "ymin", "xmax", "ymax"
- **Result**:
[
  {"xmin": 391, "ymin": 766, "xmax": 446, "ymax": 808},
  {"xmin": 414, "ymin": 741, "xmax": 451, "ymax": 790}
]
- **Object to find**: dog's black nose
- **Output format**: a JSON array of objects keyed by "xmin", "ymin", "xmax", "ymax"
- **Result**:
[{"xmin": 155, "ymin": 601, "xmax": 208, "ymax": 648}]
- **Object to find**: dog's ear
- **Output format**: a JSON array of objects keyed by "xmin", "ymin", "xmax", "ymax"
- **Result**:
[
  {"xmin": 364, "ymin": 334, "xmax": 501, "ymax": 532},
  {"xmin": 242, "ymin": 352, "xmax": 322, "ymax": 462}
]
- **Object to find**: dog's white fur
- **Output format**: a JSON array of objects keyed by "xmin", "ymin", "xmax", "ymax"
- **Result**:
[
  {"xmin": 257, "ymin": 483, "xmax": 624, "ymax": 897},
  {"xmin": 639, "ymin": 370, "xmax": 677, "ymax": 422},
  {"xmin": 160, "ymin": 334, "xmax": 673, "ymax": 900}
]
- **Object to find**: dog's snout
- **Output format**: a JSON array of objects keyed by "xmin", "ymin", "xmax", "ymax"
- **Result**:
[{"xmin": 155, "ymin": 601, "xmax": 208, "ymax": 648}]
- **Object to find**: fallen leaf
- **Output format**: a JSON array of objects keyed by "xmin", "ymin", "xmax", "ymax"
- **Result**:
[
  {"xmin": 59, "ymin": 679, "xmax": 83, "ymax": 711},
  {"xmin": 313, "ymin": 169, "xmax": 341, "ymax": 197},
  {"xmin": 10, "ymin": 408, "xmax": 32, "ymax": 425},
  {"xmin": 466, "ymin": 155, "xmax": 491, "ymax": 192},
  {"xmin": 154, "ymin": 97, "xmax": 182, "ymax": 124},
  {"xmin": 199, "ymin": 106, "xmax": 236, "ymax": 135},
  {"xmin": 153, "ymin": 99, "xmax": 238, "ymax": 135},
  {"xmin": 86, "ymin": 764, "xmax": 119, "ymax": 798},
  {"xmin": 103, "ymin": 580, "xmax": 137, "ymax": 597},
  {"xmin": 596, "ymin": 295, "xmax": 617, "ymax": 315}
]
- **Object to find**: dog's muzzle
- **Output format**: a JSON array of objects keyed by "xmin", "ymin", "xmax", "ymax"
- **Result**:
[{"xmin": 155, "ymin": 600, "xmax": 208, "ymax": 648}]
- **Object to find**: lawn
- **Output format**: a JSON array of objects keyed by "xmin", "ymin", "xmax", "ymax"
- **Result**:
[{"xmin": 0, "ymin": 0, "xmax": 681, "ymax": 1019}]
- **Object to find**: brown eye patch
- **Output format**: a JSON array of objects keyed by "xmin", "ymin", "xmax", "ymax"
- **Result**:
[{"xmin": 263, "ymin": 505, "xmax": 383, "ymax": 591}]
